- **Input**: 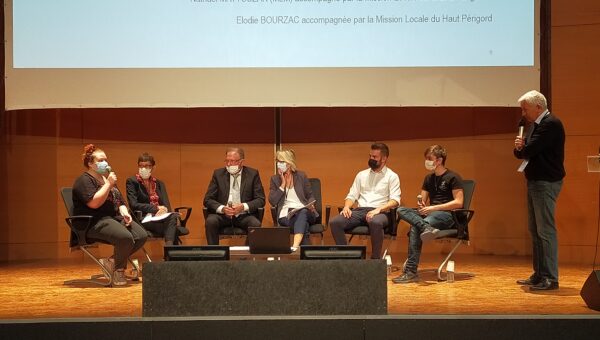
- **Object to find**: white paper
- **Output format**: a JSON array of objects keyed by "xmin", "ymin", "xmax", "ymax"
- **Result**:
[
  {"xmin": 141, "ymin": 212, "xmax": 173, "ymax": 224},
  {"xmin": 286, "ymin": 200, "xmax": 317, "ymax": 220}
]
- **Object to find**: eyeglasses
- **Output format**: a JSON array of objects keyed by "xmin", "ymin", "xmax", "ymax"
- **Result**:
[{"xmin": 225, "ymin": 159, "xmax": 242, "ymax": 165}]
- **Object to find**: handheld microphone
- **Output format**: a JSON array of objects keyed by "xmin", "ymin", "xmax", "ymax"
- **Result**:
[
  {"xmin": 518, "ymin": 118, "xmax": 525, "ymax": 138},
  {"xmin": 106, "ymin": 165, "xmax": 114, "ymax": 173},
  {"xmin": 227, "ymin": 201, "xmax": 233, "ymax": 208},
  {"xmin": 417, "ymin": 194, "xmax": 423, "ymax": 206}
]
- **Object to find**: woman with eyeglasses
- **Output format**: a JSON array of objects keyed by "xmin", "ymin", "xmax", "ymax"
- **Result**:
[
  {"xmin": 126, "ymin": 152, "xmax": 183, "ymax": 246},
  {"xmin": 71, "ymin": 144, "xmax": 147, "ymax": 286},
  {"xmin": 269, "ymin": 149, "xmax": 318, "ymax": 249}
]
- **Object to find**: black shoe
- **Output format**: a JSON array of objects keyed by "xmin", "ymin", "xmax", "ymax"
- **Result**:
[
  {"xmin": 529, "ymin": 278, "xmax": 559, "ymax": 291},
  {"xmin": 516, "ymin": 276, "xmax": 541, "ymax": 285},
  {"xmin": 392, "ymin": 272, "xmax": 419, "ymax": 284}
]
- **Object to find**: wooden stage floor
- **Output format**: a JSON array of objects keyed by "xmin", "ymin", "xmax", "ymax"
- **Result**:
[{"xmin": 0, "ymin": 253, "xmax": 598, "ymax": 319}]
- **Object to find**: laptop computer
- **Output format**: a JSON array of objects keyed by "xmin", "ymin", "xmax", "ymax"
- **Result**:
[{"xmin": 248, "ymin": 227, "xmax": 292, "ymax": 254}]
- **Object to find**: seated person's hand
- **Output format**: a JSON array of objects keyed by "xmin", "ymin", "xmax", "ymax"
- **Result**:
[
  {"xmin": 366, "ymin": 208, "xmax": 381, "ymax": 222},
  {"xmin": 417, "ymin": 206, "xmax": 434, "ymax": 216},
  {"xmin": 122, "ymin": 213, "xmax": 132, "ymax": 227},
  {"xmin": 341, "ymin": 207, "xmax": 352, "ymax": 219},
  {"xmin": 232, "ymin": 203, "xmax": 245, "ymax": 215},
  {"xmin": 156, "ymin": 205, "xmax": 168, "ymax": 216},
  {"xmin": 223, "ymin": 206, "xmax": 236, "ymax": 217}
]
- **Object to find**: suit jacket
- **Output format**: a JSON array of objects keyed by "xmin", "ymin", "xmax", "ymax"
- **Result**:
[
  {"xmin": 514, "ymin": 113, "xmax": 566, "ymax": 182},
  {"xmin": 126, "ymin": 176, "xmax": 172, "ymax": 215},
  {"xmin": 203, "ymin": 167, "xmax": 265, "ymax": 215},
  {"xmin": 269, "ymin": 170, "xmax": 316, "ymax": 220}
]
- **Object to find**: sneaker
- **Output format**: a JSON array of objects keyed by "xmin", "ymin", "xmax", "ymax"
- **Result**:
[
  {"xmin": 392, "ymin": 272, "xmax": 419, "ymax": 284},
  {"xmin": 420, "ymin": 226, "xmax": 440, "ymax": 242},
  {"xmin": 112, "ymin": 270, "xmax": 128, "ymax": 286},
  {"xmin": 99, "ymin": 258, "xmax": 114, "ymax": 278}
]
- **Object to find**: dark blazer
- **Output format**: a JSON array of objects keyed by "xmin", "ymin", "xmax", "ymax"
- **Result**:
[
  {"xmin": 203, "ymin": 167, "xmax": 265, "ymax": 215},
  {"xmin": 269, "ymin": 170, "xmax": 316, "ymax": 220},
  {"xmin": 514, "ymin": 113, "xmax": 566, "ymax": 182},
  {"xmin": 126, "ymin": 176, "xmax": 172, "ymax": 215}
]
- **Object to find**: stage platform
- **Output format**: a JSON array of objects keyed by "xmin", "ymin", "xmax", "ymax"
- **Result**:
[{"xmin": 1, "ymin": 253, "xmax": 599, "ymax": 339}]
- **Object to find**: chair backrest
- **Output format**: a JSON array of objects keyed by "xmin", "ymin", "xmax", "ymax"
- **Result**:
[
  {"xmin": 461, "ymin": 179, "xmax": 476, "ymax": 210},
  {"xmin": 60, "ymin": 187, "xmax": 75, "ymax": 217},
  {"xmin": 60, "ymin": 187, "xmax": 80, "ymax": 247},
  {"xmin": 308, "ymin": 178, "xmax": 323, "ymax": 225}
]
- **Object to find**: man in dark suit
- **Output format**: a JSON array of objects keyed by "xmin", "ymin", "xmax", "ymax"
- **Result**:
[
  {"xmin": 203, "ymin": 147, "xmax": 265, "ymax": 245},
  {"xmin": 514, "ymin": 90, "xmax": 565, "ymax": 291}
]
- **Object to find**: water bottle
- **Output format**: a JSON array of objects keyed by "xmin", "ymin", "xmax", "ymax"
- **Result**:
[{"xmin": 446, "ymin": 260, "xmax": 455, "ymax": 283}]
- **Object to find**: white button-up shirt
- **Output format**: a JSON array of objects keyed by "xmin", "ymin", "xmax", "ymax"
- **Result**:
[{"xmin": 346, "ymin": 166, "xmax": 401, "ymax": 208}]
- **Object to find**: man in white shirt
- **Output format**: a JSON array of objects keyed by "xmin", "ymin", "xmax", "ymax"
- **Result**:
[{"xmin": 330, "ymin": 143, "xmax": 401, "ymax": 259}]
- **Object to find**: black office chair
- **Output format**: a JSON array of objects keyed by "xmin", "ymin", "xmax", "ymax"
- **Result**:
[
  {"xmin": 270, "ymin": 178, "xmax": 331, "ymax": 244},
  {"xmin": 132, "ymin": 207, "xmax": 192, "ymax": 262},
  {"xmin": 60, "ymin": 187, "xmax": 113, "ymax": 287},
  {"xmin": 337, "ymin": 206, "xmax": 399, "ymax": 255},
  {"xmin": 401, "ymin": 179, "xmax": 476, "ymax": 281},
  {"xmin": 202, "ymin": 207, "xmax": 265, "ymax": 241}
]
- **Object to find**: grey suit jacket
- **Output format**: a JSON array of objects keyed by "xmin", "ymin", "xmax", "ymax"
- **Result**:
[
  {"xmin": 268, "ymin": 170, "xmax": 316, "ymax": 220},
  {"xmin": 203, "ymin": 166, "xmax": 265, "ymax": 215}
]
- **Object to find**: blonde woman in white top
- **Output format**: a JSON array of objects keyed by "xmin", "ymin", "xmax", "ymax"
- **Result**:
[{"xmin": 269, "ymin": 150, "xmax": 318, "ymax": 249}]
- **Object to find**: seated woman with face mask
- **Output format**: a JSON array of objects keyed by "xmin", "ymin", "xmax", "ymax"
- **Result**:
[
  {"xmin": 125, "ymin": 152, "xmax": 182, "ymax": 246},
  {"xmin": 268, "ymin": 150, "xmax": 318, "ymax": 249},
  {"xmin": 72, "ymin": 144, "xmax": 148, "ymax": 286}
]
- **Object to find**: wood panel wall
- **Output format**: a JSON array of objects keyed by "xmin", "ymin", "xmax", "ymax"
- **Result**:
[{"xmin": 1, "ymin": 0, "xmax": 599, "ymax": 265}]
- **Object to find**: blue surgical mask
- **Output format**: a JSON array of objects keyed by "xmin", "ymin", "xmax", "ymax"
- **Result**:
[{"xmin": 95, "ymin": 160, "xmax": 109, "ymax": 174}]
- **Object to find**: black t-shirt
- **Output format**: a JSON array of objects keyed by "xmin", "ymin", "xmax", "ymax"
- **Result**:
[
  {"xmin": 422, "ymin": 169, "xmax": 463, "ymax": 206},
  {"xmin": 72, "ymin": 172, "xmax": 124, "ymax": 223}
]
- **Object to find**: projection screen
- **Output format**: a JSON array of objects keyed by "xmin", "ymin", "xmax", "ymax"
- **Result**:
[{"xmin": 4, "ymin": 0, "xmax": 540, "ymax": 109}]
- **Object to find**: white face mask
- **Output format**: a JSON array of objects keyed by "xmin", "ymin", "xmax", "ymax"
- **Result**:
[
  {"xmin": 139, "ymin": 167, "xmax": 152, "ymax": 179},
  {"xmin": 226, "ymin": 165, "xmax": 240, "ymax": 175},
  {"xmin": 277, "ymin": 161, "xmax": 288, "ymax": 173},
  {"xmin": 424, "ymin": 160, "xmax": 436, "ymax": 171}
]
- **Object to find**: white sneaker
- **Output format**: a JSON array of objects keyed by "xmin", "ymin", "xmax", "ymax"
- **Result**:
[{"xmin": 420, "ymin": 226, "xmax": 440, "ymax": 242}]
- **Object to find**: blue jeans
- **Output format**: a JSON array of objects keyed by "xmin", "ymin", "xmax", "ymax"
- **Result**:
[
  {"xmin": 278, "ymin": 208, "xmax": 315, "ymax": 245},
  {"xmin": 527, "ymin": 179, "xmax": 562, "ymax": 282},
  {"xmin": 397, "ymin": 207, "xmax": 454, "ymax": 273}
]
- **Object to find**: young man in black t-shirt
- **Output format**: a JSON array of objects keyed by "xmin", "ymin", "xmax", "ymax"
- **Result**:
[{"xmin": 393, "ymin": 145, "xmax": 464, "ymax": 284}]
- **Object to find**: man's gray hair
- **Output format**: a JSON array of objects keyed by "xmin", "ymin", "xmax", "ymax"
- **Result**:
[
  {"xmin": 518, "ymin": 90, "xmax": 547, "ymax": 110},
  {"xmin": 226, "ymin": 147, "xmax": 245, "ymax": 160}
]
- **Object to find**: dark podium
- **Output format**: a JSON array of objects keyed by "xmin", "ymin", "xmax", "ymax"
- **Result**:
[{"xmin": 142, "ymin": 260, "xmax": 387, "ymax": 316}]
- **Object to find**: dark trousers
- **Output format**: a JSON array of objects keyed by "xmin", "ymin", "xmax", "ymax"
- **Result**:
[
  {"xmin": 527, "ymin": 179, "xmax": 562, "ymax": 282},
  {"xmin": 205, "ymin": 213, "xmax": 261, "ymax": 245},
  {"xmin": 329, "ymin": 207, "xmax": 388, "ymax": 259},
  {"xmin": 86, "ymin": 216, "xmax": 148, "ymax": 270},
  {"xmin": 142, "ymin": 214, "xmax": 179, "ymax": 243},
  {"xmin": 278, "ymin": 208, "xmax": 316, "ymax": 245}
]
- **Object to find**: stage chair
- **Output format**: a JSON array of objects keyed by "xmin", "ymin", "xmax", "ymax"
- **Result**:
[
  {"xmin": 202, "ymin": 207, "xmax": 264, "ymax": 241},
  {"xmin": 402, "ymin": 179, "xmax": 476, "ymax": 281},
  {"xmin": 60, "ymin": 187, "xmax": 113, "ymax": 287},
  {"xmin": 337, "ymin": 206, "xmax": 399, "ymax": 254},
  {"xmin": 270, "ymin": 178, "xmax": 331, "ymax": 245},
  {"xmin": 132, "ymin": 207, "xmax": 192, "ymax": 262}
]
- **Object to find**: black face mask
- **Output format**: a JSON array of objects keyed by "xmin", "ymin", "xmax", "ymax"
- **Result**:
[{"xmin": 368, "ymin": 159, "xmax": 379, "ymax": 170}]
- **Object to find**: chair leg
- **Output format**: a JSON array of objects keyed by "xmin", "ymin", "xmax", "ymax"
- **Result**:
[
  {"xmin": 142, "ymin": 247, "xmax": 152, "ymax": 263},
  {"xmin": 320, "ymin": 233, "xmax": 324, "ymax": 245},
  {"xmin": 437, "ymin": 239, "xmax": 462, "ymax": 281},
  {"xmin": 348, "ymin": 234, "xmax": 355, "ymax": 243},
  {"xmin": 64, "ymin": 246, "xmax": 112, "ymax": 287}
]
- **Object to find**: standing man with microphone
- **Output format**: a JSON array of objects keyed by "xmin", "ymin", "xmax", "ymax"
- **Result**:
[
  {"xmin": 393, "ymin": 145, "xmax": 464, "ymax": 284},
  {"xmin": 514, "ymin": 90, "xmax": 565, "ymax": 291}
]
